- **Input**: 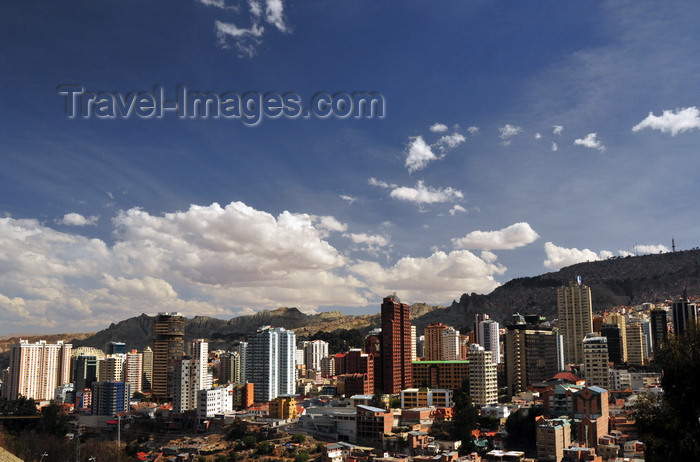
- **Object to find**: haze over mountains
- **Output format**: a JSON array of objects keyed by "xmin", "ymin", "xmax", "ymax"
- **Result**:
[{"xmin": 2, "ymin": 249, "xmax": 698, "ymax": 368}]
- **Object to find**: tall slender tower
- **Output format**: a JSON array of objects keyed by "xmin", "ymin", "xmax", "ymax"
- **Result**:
[
  {"xmin": 477, "ymin": 319, "xmax": 501, "ymax": 364},
  {"xmin": 152, "ymin": 312, "xmax": 185, "ymax": 400},
  {"xmin": 381, "ymin": 294, "xmax": 412, "ymax": 394},
  {"xmin": 423, "ymin": 323, "xmax": 448, "ymax": 360},
  {"xmin": 557, "ymin": 280, "xmax": 593, "ymax": 365}
]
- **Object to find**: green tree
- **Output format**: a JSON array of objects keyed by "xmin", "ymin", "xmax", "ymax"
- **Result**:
[
  {"xmin": 451, "ymin": 379, "xmax": 479, "ymax": 453},
  {"xmin": 256, "ymin": 441, "xmax": 273, "ymax": 455},
  {"xmin": 295, "ymin": 451, "xmax": 310, "ymax": 462},
  {"xmin": 634, "ymin": 324, "xmax": 700, "ymax": 461},
  {"xmin": 39, "ymin": 401, "xmax": 69, "ymax": 437},
  {"xmin": 241, "ymin": 435, "xmax": 257, "ymax": 449},
  {"xmin": 290, "ymin": 433, "xmax": 306, "ymax": 444}
]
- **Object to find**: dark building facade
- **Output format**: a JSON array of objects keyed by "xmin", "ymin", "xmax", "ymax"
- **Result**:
[
  {"xmin": 152, "ymin": 312, "xmax": 185, "ymax": 400},
  {"xmin": 650, "ymin": 308, "xmax": 668, "ymax": 353},
  {"xmin": 381, "ymin": 294, "xmax": 412, "ymax": 394},
  {"xmin": 672, "ymin": 289, "xmax": 698, "ymax": 335}
]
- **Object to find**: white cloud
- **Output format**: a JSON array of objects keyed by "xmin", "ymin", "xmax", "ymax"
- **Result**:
[
  {"xmin": 499, "ymin": 124, "xmax": 523, "ymax": 145},
  {"xmin": 634, "ymin": 244, "xmax": 670, "ymax": 254},
  {"xmin": 209, "ymin": 0, "xmax": 288, "ymax": 57},
  {"xmin": 340, "ymin": 194, "xmax": 357, "ymax": 205},
  {"xmin": 453, "ymin": 222, "xmax": 540, "ymax": 250},
  {"xmin": 0, "ymin": 201, "xmax": 522, "ymax": 333},
  {"xmin": 349, "ymin": 250, "xmax": 505, "ymax": 303},
  {"xmin": 430, "ymin": 123, "xmax": 449, "ymax": 133},
  {"xmin": 390, "ymin": 181, "xmax": 463, "ymax": 205},
  {"xmin": 368, "ymin": 177, "xmax": 395, "ymax": 189},
  {"xmin": 57, "ymin": 213, "xmax": 99, "ymax": 226},
  {"xmin": 405, "ymin": 136, "xmax": 438, "ymax": 173},
  {"xmin": 449, "ymin": 205, "xmax": 467, "ymax": 216},
  {"xmin": 552, "ymin": 125, "xmax": 564, "ymax": 135},
  {"xmin": 347, "ymin": 233, "xmax": 390, "ymax": 249},
  {"xmin": 552, "ymin": 142, "xmax": 559, "ymax": 152},
  {"xmin": 574, "ymin": 133, "xmax": 606, "ymax": 151},
  {"xmin": 543, "ymin": 242, "xmax": 607, "ymax": 270},
  {"xmin": 535, "ymin": 133, "xmax": 542, "ymax": 139},
  {"xmin": 468, "ymin": 126, "xmax": 480, "ymax": 135},
  {"xmin": 436, "ymin": 133, "xmax": 466, "ymax": 151},
  {"xmin": 632, "ymin": 107, "xmax": 700, "ymax": 136}
]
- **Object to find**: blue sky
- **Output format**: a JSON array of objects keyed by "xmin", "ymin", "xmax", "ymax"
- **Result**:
[{"xmin": 1, "ymin": 1, "xmax": 699, "ymax": 335}]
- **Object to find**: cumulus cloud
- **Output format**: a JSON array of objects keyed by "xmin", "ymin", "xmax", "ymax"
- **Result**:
[
  {"xmin": 56, "ymin": 213, "xmax": 99, "ymax": 226},
  {"xmin": 634, "ymin": 244, "xmax": 669, "ymax": 254},
  {"xmin": 389, "ymin": 181, "xmax": 464, "ymax": 205},
  {"xmin": 453, "ymin": 222, "xmax": 540, "ymax": 250},
  {"xmin": 347, "ymin": 233, "xmax": 390, "ymax": 247},
  {"xmin": 449, "ymin": 205, "xmax": 467, "ymax": 216},
  {"xmin": 552, "ymin": 142, "xmax": 559, "ymax": 152},
  {"xmin": 632, "ymin": 107, "xmax": 700, "ymax": 136},
  {"xmin": 499, "ymin": 124, "xmax": 523, "ymax": 145},
  {"xmin": 468, "ymin": 126, "xmax": 480, "ymax": 135},
  {"xmin": 535, "ymin": 133, "xmax": 542, "ymax": 139},
  {"xmin": 553, "ymin": 125, "xmax": 564, "ymax": 135},
  {"xmin": 430, "ymin": 123, "xmax": 449, "ymax": 133},
  {"xmin": 574, "ymin": 133, "xmax": 606, "ymax": 151},
  {"xmin": 543, "ymin": 242, "xmax": 607, "ymax": 270},
  {"xmin": 349, "ymin": 250, "xmax": 505, "ymax": 303},
  {"xmin": 208, "ymin": 0, "xmax": 289, "ymax": 57},
  {"xmin": 404, "ymin": 126, "xmax": 466, "ymax": 173},
  {"xmin": 405, "ymin": 136, "xmax": 438, "ymax": 173}
]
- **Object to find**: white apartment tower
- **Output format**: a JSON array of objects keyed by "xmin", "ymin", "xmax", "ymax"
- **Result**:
[
  {"xmin": 189, "ymin": 339, "xmax": 212, "ymax": 390},
  {"xmin": 468, "ymin": 344, "xmax": 498, "ymax": 407},
  {"xmin": 304, "ymin": 340, "xmax": 329, "ymax": 372},
  {"xmin": 247, "ymin": 326, "xmax": 296, "ymax": 402},
  {"xmin": 477, "ymin": 319, "xmax": 501, "ymax": 364},
  {"xmin": 124, "ymin": 350, "xmax": 143, "ymax": 394},
  {"xmin": 441, "ymin": 327, "xmax": 461, "ymax": 361},
  {"xmin": 3, "ymin": 340, "xmax": 72, "ymax": 401}
]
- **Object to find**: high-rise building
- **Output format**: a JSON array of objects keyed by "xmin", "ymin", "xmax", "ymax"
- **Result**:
[
  {"xmin": 505, "ymin": 320, "xmax": 562, "ymax": 397},
  {"xmin": 2, "ymin": 340, "xmax": 72, "ymax": 401},
  {"xmin": 477, "ymin": 319, "xmax": 501, "ymax": 364},
  {"xmin": 99, "ymin": 355, "xmax": 124, "ymax": 382},
  {"xmin": 304, "ymin": 340, "xmax": 329, "ymax": 372},
  {"xmin": 441, "ymin": 327, "xmax": 461, "ymax": 361},
  {"xmin": 626, "ymin": 321, "xmax": 647, "ymax": 366},
  {"xmin": 423, "ymin": 323, "xmax": 448, "ymax": 361},
  {"xmin": 582, "ymin": 333, "xmax": 610, "ymax": 389},
  {"xmin": 189, "ymin": 339, "xmax": 212, "ymax": 391},
  {"xmin": 142, "ymin": 346, "xmax": 153, "ymax": 392},
  {"xmin": 468, "ymin": 344, "xmax": 498, "ymax": 407},
  {"xmin": 381, "ymin": 294, "xmax": 412, "ymax": 394},
  {"xmin": 247, "ymin": 326, "xmax": 296, "ymax": 402},
  {"xmin": 341, "ymin": 348, "xmax": 375, "ymax": 396},
  {"xmin": 537, "ymin": 418, "xmax": 572, "ymax": 462},
  {"xmin": 600, "ymin": 325, "xmax": 625, "ymax": 365},
  {"xmin": 411, "ymin": 325, "xmax": 417, "ymax": 362},
  {"xmin": 650, "ymin": 308, "xmax": 668, "ymax": 353},
  {"xmin": 91, "ymin": 381, "xmax": 130, "ymax": 416},
  {"xmin": 233, "ymin": 342, "xmax": 248, "ymax": 383},
  {"xmin": 557, "ymin": 280, "xmax": 593, "ymax": 365},
  {"xmin": 105, "ymin": 341, "xmax": 126, "ymax": 355},
  {"xmin": 605, "ymin": 313, "xmax": 627, "ymax": 362},
  {"xmin": 73, "ymin": 355, "xmax": 99, "ymax": 392},
  {"xmin": 152, "ymin": 312, "xmax": 185, "ymax": 400},
  {"xmin": 672, "ymin": 289, "xmax": 698, "ymax": 335},
  {"xmin": 364, "ymin": 332, "xmax": 382, "ymax": 391},
  {"xmin": 474, "ymin": 313, "xmax": 490, "ymax": 345},
  {"xmin": 173, "ymin": 358, "xmax": 200, "ymax": 412},
  {"xmin": 124, "ymin": 350, "xmax": 143, "ymax": 394}
]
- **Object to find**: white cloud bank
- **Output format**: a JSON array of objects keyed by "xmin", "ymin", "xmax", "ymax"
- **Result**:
[
  {"xmin": 453, "ymin": 222, "xmax": 540, "ymax": 250},
  {"xmin": 0, "ymin": 201, "xmax": 506, "ymax": 333},
  {"xmin": 543, "ymin": 242, "xmax": 670, "ymax": 270},
  {"xmin": 632, "ymin": 107, "xmax": 700, "ymax": 136},
  {"xmin": 389, "ymin": 181, "xmax": 463, "ymax": 205}
]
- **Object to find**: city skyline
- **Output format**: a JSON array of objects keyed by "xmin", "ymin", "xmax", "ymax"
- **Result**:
[{"xmin": 1, "ymin": 2, "xmax": 700, "ymax": 336}]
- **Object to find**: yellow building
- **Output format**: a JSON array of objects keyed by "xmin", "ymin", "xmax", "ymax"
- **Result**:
[{"xmin": 269, "ymin": 396, "xmax": 298, "ymax": 419}]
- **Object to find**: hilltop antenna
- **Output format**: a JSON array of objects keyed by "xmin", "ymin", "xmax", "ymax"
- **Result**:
[{"xmin": 672, "ymin": 238, "xmax": 676, "ymax": 252}]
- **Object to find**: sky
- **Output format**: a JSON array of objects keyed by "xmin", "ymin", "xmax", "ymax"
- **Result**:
[{"xmin": 1, "ymin": 1, "xmax": 699, "ymax": 335}]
